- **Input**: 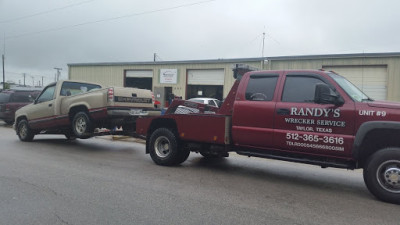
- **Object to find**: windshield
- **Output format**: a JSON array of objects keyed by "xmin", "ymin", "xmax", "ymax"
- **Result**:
[
  {"xmin": 188, "ymin": 99, "xmax": 205, "ymax": 104},
  {"xmin": 328, "ymin": 72, "xmax": 371, "ymax": 102}
]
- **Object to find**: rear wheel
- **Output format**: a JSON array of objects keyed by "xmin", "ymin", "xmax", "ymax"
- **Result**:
[
  {"xmin": 149, "ymin": 128, "xmax": 189, "ymax": 166},
  {"xmin": 17, "ymin": 119, "xmax": 34, "ymax": 142},
  {"xmin": 72, "ymin": 112, "xmax": 93, "ymax": 139},
  {"xmin": 363, "ymin": 148, "xmax": 400, "ymax": 204}
]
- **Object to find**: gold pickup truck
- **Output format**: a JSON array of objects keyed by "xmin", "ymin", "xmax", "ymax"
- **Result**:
[{"xmin": 14, "ymin": 80, "xmax": 160, "ymax": 141}]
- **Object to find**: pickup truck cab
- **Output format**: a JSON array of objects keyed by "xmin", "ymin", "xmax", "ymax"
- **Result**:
[
  {"xmin": 136, "ymin": 69, "xmax": 400, "ymax": 204},
  {"xmin": 15, "ymin": 80, "xmax": 159, "ymax": 140}
]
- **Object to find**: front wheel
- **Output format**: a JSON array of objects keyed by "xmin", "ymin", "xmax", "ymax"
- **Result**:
[
  {"xmin": 72, "ymin": 112, "xmax": 93, "ymax": 139},
  {"xmin": 4, "ymin": 120, "xmax": 14, "ymax": 125},
  {"xmin": 363, "ymin": 148, "xmax": 400, "ymax": 204},
  {"xmin": 17, "ymin": 119, "xmax": 35, "ymax": 142},
  {"xmin": 149, "ymin": 128, "xmax": 189, "ymax": 166}
]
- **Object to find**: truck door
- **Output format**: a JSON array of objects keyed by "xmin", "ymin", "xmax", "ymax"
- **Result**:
[
  {"xmin": 232, "ymin": 73, "xmax": 280, "ymax": 149},
  {"xmin": 27, "ymin": 84, "xmax": 57, "ymax": 130},
  {"xmin": 273, "ymin": 73, "xmax": 355, "ymax": 158}
]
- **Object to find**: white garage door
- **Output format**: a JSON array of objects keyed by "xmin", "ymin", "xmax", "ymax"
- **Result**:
[
  {"xmin": 126, "ymin": 70, "xmax": 153, "ymax": 78},
  {"xmin": 187, "ymin": 69, "xmax": 224, "ymax": 85},
  {"xmin": 323, "ymin": 66, "xmax": 387, "ymax": 100}
]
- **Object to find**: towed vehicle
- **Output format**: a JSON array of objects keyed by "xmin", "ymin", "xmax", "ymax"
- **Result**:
[{"xmin": 14, "ymin": 80, "xmax": 160, "ymax": 141}]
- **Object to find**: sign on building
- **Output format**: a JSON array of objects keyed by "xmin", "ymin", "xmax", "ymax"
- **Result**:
[{"xmin": 160, "ymin": 69, "xmax": 178, "ymax": 84}]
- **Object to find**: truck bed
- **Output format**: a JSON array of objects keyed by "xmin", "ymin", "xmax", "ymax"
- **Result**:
[{"xmin": 136, "ymin": 99, "xmax": 231, "ymax": 145}]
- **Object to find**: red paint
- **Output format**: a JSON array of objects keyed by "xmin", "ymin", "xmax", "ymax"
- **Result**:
[{"xmin": 138, "ymin": 69, "xmax": 400, "ymax": 163}]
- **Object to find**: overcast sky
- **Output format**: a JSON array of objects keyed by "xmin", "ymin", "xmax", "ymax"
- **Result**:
[{"xmin": 1, "ymin": 0, "xmax": 400, "ymax": 86}]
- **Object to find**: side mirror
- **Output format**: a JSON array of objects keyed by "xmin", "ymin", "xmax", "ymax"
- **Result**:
[{"xmin": 314, "ymin": 83, "xmax": 344, "ymax": 106}]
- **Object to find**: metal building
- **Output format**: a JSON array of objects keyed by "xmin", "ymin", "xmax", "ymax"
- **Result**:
[
  {"xmin": 266, "ymin": 52, "xmax": 400, "ymax": 101},
  {"xmin": 68, "ymin": 52, "xmax": 400, "ymax": 106},
  {"xmin": 68, "ymin": 58, "xmax": 264, "ymax": 107}
]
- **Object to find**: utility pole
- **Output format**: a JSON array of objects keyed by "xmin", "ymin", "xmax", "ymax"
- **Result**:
[
  {"xmin": 262, "ymin": 32, "xmax": 265, "ymax": 57},
  {"xmin": 262, "ymin": 32, "xmax": 265, "ymax": 68},
  {"xmin": 153, "ymin": 53, "xmax": 156, "ymax": 62},
  {"xmin": 2, "ymin": 54, "xmax": 4, "ymax": 90},
  {"xmin": 23, "ymin": 73, "xmax": 26, "ymax": 86},
  {"xmin": 2, "ymin": 33, "xmax": 5, "ymax": 90},
  {"xmin": 54, "ymin": 67, "xmax": 62, "ymax": 81},
  {"xmin": 41, "ymin": 76, "xmax": 44, "ymax": 87}
]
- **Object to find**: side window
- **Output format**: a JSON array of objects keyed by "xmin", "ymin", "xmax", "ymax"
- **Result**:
[
  {"xmin": 282, "ymin": 76, "xmax": 330, "ymax": 103},
  {"xmin": 245, "ymin": 75, "xmax": 278, "ymax": 101},
  {"xmin": 11, "ymin": 93, "xmax": 31, "ymax": 102},
  {"xmin": 60, "ymin": 82, "xmax": 102, "ymax": 96},
  {"xmin": 208, "ymin": 100, "xmax": 217, "ymax": 107},
  {"xmin": 37, "ymin": 86, "xmax": 56, "ymax": 103}
]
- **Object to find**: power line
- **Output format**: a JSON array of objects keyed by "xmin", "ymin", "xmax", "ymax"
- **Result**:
[
  {"xmin": 0, "ymin": 0, "xmax": 97, "ymax": 24},
  {"xmin": 3, "ymin": 0, "xmax": 216, "ymax": 40}
]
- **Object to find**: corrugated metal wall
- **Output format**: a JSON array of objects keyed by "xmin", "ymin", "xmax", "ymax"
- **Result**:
[
  {"xmin": 69, "ymin": 61, "xmax": 263, "ymax": 98},
  {"xmin": 266, "ymin": 56, "xmax": 400, "ymax": 101},
  {"xmin": 68, "ymin": 56, "xmax": 400, "ymax": 101}
]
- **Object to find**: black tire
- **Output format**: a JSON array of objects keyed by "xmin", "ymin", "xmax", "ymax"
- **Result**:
[
  {"xmin": 72, "ymin": 112, "xmax": 93, "ymax": 139},
  {"xmin": 4, "ymin": 120, "xmax": 14, "ymax": 125},
  {"xmin": 17, "ymin": 119, "xmax": 34, "ymax": 142},
  {"xmin": 177, "ymin": 146, "xmax": 190, "ymax": 164},
  {"xmin": 363, "ymin": 148, "xmax": 400, "ymax": 204},
  {"xmin": 149, "ymin": 128, "xmax": 189, "ymax": 166}
]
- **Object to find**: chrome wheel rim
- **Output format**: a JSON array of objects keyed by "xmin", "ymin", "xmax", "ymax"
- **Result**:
[
  {"xmin": 154, "ymin": 136, "xmax": 170, "ymax": 158},
  {"xmin": 19, "ymin": 123, "xmax": 28, "ymax": 138},
  {"xmin": 75, "ymin": 117, "xmax": 86, "ymax": 135},
  {"xmin": 376, "ymin": 160, "xmax": 400, "ymax": 193}
]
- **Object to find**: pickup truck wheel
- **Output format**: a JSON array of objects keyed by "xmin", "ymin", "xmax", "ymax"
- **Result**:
[
  {"xmin": 4, "ymin": 120, "xmax": 14, "ymax": 125},
  {"xmin": 177, "ymin": 146, "xmax": 190, "ymax": 164},
  {"xmin": 17, "ymin": 119, "xmax": 34, "ymax": 142},
  {"xmin": 149, "ymin": 128, "xmax": 188, "ymax": 166},
  {"xmin": 72, "ymin": 112, "xmax": 93, "ymax": 139},
  {"xmin": 363, "ymin": 148, "xmax": 400, "ymax": 204}
]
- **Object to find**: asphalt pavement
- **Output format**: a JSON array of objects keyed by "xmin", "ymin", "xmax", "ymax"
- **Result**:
[{"xmin": 0, "ymin": 122, "xmax": 399, "ymax": 225}]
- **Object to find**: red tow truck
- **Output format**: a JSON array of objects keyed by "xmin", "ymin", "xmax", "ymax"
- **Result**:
[{"xmin": 135, "ymin": 69, "xmax": 400, "ymax": 204}]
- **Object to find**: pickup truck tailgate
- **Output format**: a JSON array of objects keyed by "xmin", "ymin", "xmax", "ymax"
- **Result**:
[{"xmin": 111, "ymin": 87, "xmax": 153, "ymax": 108}]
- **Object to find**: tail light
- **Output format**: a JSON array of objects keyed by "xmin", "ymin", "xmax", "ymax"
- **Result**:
[
  {"xmin": 108, "ymin": 88, "xmax": 114, "ymax": 102},
  {"xmin": 151, "ymin": 92, "xmax": 155, "ymax": 104}
]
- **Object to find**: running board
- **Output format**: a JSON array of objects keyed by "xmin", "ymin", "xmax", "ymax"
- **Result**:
[{"xmin": 236, "ymin": 151, "xmax": 354, "ymax": 169}]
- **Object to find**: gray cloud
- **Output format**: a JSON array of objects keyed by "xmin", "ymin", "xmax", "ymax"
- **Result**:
[{"xmin": 1, "ymin": 0, "xmax": 400, "ymax": 85}]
